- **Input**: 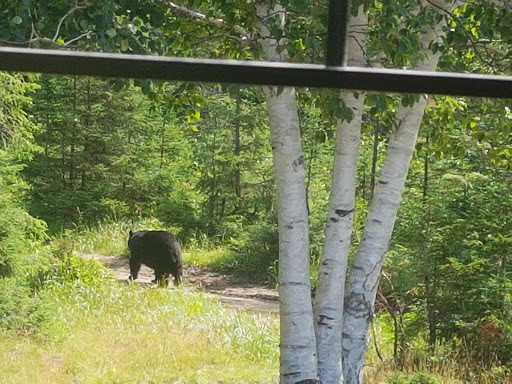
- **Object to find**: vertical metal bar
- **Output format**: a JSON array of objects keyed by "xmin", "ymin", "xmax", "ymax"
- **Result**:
[{"xmin": 326, "ymin": 0, "xmax": 351, "ymax": 67}]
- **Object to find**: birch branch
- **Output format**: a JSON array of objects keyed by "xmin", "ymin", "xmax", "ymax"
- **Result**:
[
  {"xmin": 53, "ymin": 4, "xmax": 88, "ymax": 42},
  {"xmin": 162, "ymin": 0, "xmax": 250, "ymax": 42},
  {"xmin": 2, "ymin": 3, "xmax": 91, "ymax": 48},
  {"xmin": 425, "ymin": 0, "xmax": 506, "ymax": 71},
  {"xmin": 63, "ymin": 31, "xmax": 94, "ymax": 47},
  {"xmin": 482, "ymin": 0, "xmax": 512, "ymax": 10}
]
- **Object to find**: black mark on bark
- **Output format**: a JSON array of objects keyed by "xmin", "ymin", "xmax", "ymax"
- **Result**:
[
  {"xmin": 292, "ymin": 156, "xmax": 304, "ymax": 172},
  {"xmin": 335, "ymin": 208, "xmax": 354, "ymax": 217},
  {"xmin": 272, "ymin": 140, "xmax": 283, "ymax": 151},
  {"xmin": 317, "ymin": 314, "xmax": 335, "ymax": 326},
  {"xmin": 345, "ymin": 293, "xmax": 372, "ymax": 319}
]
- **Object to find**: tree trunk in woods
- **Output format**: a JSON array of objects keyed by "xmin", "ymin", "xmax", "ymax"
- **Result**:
[
  {"xmin": 342, "ymin": 3, "xmax": 458, "ymax": 381},
  {"xmin": 313, "ymin": 7, "xmax": 368, "ymax": 384},
  {"xmin": 81, "ymin": 79, "xmax": 91, "ymax": 189},
  {"xmin": 61, "ymin": 130, "xmax": 66, "ymax": 188},
  {"xmin": 422, "ymin": 134, "xmax": 437, "ymax": 350},
  {"xmin": 266, "ymin": 84, "xmax": 319, "ymax": 384},
  {"xmin": 209, "ymin": 114, "xmax": 218, "ymax": 221},
  {"xmin": 70, "ymin": 76, "xmax": 77, "ymax": 185},
  {"xmin": 343, "ymin": 96, "xmax": 429, "ymax": 384},
  {"xmin": 234, "ymin": 86, "xmax": 242, "ymax": 200},
  {"xmin": 44, "ymin": 113, "xmax": 50, "ymax": 180},
  {"xmin": 160, "ymin": 117, "xmax": 166, "ymax": 169},
  {"xmin": 256, "ymin": 3, "xmax": 319, "ymax": 382},
  {"xmin": 369, "ymin": 126, "xmax": 379, "ymax": 200}
]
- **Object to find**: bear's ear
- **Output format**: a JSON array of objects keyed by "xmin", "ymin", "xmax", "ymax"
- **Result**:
[{"xmin": 129, "ymin": 230, "xmax": 133, "ymax": 239}]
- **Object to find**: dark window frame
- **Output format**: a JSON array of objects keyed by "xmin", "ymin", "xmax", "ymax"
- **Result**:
[{"xmin": 0, "ymin": 0, "xmax": 510, "ymax": 99}]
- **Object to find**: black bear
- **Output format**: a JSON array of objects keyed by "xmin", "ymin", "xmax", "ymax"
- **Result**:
[{"xmin": 128, "ymin": 230, "xmax": 183, "ymax": 286}]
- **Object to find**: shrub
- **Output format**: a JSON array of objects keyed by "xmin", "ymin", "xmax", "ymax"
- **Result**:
[
  {"xmin": 388, "ymin": 372, "xmax": 442, "ymax": 384},
  {"xmin": 0, "ymin": 278, "xmax": 46, "ymax": 336},
  {"xmin": 229, "ymin": 220, "xmax": 279, "ymax": 282}
]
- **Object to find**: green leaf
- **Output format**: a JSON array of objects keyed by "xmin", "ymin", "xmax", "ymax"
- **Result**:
[
  {"xmin": 11, "ymin": 16, "xmax": 23, "ymax": 25},
  {"xmin": 120, "ymin": 39, "xmax": 129, "ymax": 51},
  {"xmin": 187, "ymin": 110, "xmax": 200, "ymax": 123},
  {"xmin": 106, "ymin": 28, "xmax": 117, "ymax": 37}
]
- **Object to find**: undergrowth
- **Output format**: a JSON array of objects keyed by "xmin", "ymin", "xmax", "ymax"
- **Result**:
[
  {"xmin": 54, "ymin": 217, "xmax": 169, "ymax": 257},
  {"xmin": 1, "ymin": 255, "xmax": 279, "ymax": 383},
  {"xmin": 2, "ymin": 222, "xmax": 510, "ymax": 383},
  {"xmin": 54, "ymin": 218, "xmax": 278, "ymax": 284},
  {"xmin": 365, "ymin": 314, "xmax": 512, "ymax": 384}
]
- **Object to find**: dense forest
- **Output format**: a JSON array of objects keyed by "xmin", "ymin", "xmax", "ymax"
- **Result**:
[{"xmin": 0, "ymin": 0, "xmax": 511, "ymax": 383}]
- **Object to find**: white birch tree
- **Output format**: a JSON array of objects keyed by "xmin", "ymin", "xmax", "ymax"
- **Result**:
[
  {"xmin": 256, "ymin": 3, "xmax": 319, "ymax": 383},
  {"xmin": 341, "ymin": 1, "xmax": 461, "ymax": 382},
  {"xmin": 162, "ymin": 1, "xmax": 461, "ymax": 382},
  {"xmin": 313, "ymin": 7, "xmax": 368, "ymax": 384}
]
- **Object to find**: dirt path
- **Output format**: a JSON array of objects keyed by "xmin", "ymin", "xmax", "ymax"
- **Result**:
[{"xmin": 81, "ymin": 253, "xmax": 279, "ymax": 314}]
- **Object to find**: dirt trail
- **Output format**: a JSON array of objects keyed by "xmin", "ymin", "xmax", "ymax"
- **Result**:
[{"xmin": 81, "ymin": 253, "xmax": 279, "ymax": 314}]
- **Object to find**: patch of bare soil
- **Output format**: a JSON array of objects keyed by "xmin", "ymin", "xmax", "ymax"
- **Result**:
[{"xmin": 81, "ymin": 253, "xmax": 279, "ymax": 314}]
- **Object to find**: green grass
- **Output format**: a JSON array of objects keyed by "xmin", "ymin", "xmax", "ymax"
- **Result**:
[
  {"xmin": 184, "ymin": 247, "xmax": 237, "ymax": 270},
  {"xmin": 364, "ymin": 314, "xmax": 512, "ymax": 384},
  {"xmin": 54, "ymin": 219, "xmax": 267, "ymax": 281},
  {"xmin": 54, "ymin": 218, "xmax": 175, "ymax": 257},
  {"xmin": 0, "ymin": 277, "xmax": 279, "ymax": 384},
  {"xmin": 15, "ymin": 222, "xmax": 508, "ymax": 383}
]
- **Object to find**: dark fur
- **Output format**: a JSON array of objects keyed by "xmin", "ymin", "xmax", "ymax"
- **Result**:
[{"xmin": 128, "ymin": 230, "xmax": 183, "ymax": 286}]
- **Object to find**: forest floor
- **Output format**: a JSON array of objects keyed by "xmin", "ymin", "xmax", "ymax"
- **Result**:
[{"xmin": 81, "ymin": 253, "xmax": 279, "ymax": 314}]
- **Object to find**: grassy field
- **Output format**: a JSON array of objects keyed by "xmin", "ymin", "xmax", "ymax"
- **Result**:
[
  {"xmin": 2, "ymin": 270, "xmax": 510, "ymax": 384},
  {"xmin": 0, "ymin": 278, "xmax": 279, "ymax": 384},
  {"xmin": 2, "ymin": 221, "xmax": 509, "ymax": 384}
]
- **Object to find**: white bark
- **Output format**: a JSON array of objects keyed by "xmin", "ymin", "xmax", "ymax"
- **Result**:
[
  {"xmin": 342, "ymin": 96, "xmax": 429, "ymax": 384},
  {"xmin": 265, "ymin": 85, "xmax": 319, "ymax": 383},
  {"xmin": 313, "ymin": 7, "xmax": 368, "ymax": 384},
  {"xmin": 256, "ymin": 3, "xmax": 319, "ymax": 382},
  {"xmin": 341, "ymin": 3, "xmax": 459, "ymax": 382}
]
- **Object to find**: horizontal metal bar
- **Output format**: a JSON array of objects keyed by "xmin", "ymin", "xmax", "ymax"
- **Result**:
[{"xmin": 0, "ymin": 47, "xmax": 511, "ymax": 98}]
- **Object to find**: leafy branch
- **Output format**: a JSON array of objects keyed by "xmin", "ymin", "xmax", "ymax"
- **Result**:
[
  {"xmin": 1, "ymin": 2, "xmax": 93, "ymax": 48},
  {"xmin": 160, "ymin": 0, "xmax": 252, "ymax": 45},
  {"xmin": 425, "ymin": 0, "xmax": 507, "ymax": 72}
]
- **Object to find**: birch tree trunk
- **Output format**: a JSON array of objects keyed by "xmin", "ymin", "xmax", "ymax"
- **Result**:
[
  {"xmin": 256, "ymin": 3, "xmax": 319, "ymax": 382},
  {"xmin": 341, "ymin": 2, "xmax": 459, "ymax": 382},
  {"xmin": 313, "ymin": 7, "xmax": 368, "ymax": 384}
]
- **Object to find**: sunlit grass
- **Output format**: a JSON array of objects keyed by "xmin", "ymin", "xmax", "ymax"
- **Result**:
[
  {"xmin": 0, "ymin": 279, "xmax": 279, "ymax": 384},
  {"xmin": 22, "ymin": 223, "xmax": 509, "ymax": 384},
  {"xmin": 54, "ymin": 218, "xmax": 174, "ymax": 257},
  {"xmin": 184, "ymin": 247, "xmax": 236, "ymax": 270},
  {"xmin": 53, "ymin": 219, "xmax": 237, "ymax": 271}
]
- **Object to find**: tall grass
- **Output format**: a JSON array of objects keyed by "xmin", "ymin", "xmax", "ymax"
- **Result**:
[
  {"xmin": 1, "ymin": 277, "xmax": 279, "ymax": 383},
  {"xmin": 53, "ymin": 219, "xmax": 270, "ymax": 282},
  {"xmin": 364, "ymin": 314, "xmax": 512, "ymax": 384},
  {"xmin": 10, "ymin": 222, "xmax": 508, "ymax": 383},
  {"xmin": 54, "ymin": 218, "xmax": 175, "ymax": 256}
]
